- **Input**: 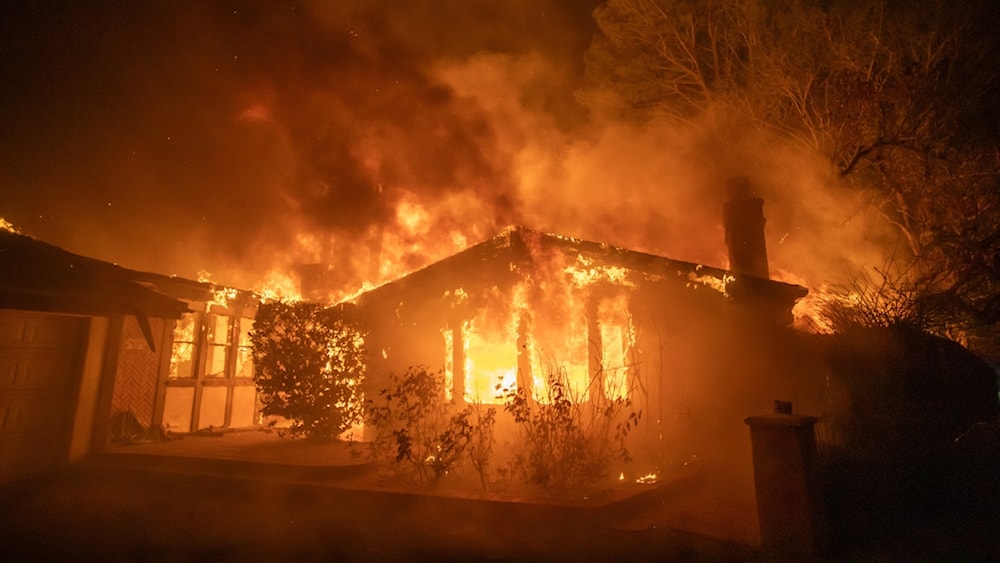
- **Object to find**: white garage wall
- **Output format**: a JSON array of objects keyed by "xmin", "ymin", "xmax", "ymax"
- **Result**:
[{"xmin": 68, "ymin": 316, "xmax": 109, "ymax": 461}]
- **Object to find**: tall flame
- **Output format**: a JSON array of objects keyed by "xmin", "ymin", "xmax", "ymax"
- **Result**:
[{"xmin": 444, "ymin": 250, "xmax": 638, "ymax": 406}]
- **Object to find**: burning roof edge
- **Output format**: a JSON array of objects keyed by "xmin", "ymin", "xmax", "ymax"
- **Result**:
[
  {"xmin": 0, "ymin": 229, "xmax": 253, "ymax": 319},
  {"xmin": 353, "ymin": 225, "xmax": 807, "ymax": 307}
]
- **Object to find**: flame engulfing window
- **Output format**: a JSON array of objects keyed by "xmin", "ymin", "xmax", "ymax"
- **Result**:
[
  {"xmin": 527, "ymin": 298, "xmax": 590, "ymax": 403},
  {"xmin": 169, "ymin": 313, "xmax": 197, "ymax": 379},
  {"xmin": 235, "ymin": 317, "xmax": 254, "ymax": 378},
  {"xmin": 204, "ymin": 314, "xmax": 231, "ymax": 377},
  {"xmin": 443, "ymin": 288, "xmax": 521, "ymax": 405},
  {"xmin": 598, "ymin": 294, "xmax": 632, "ymax": 401},
  {"xmin": 168, "ymin": 310, "xmax": 254, "ymax": 380},
  {"xmin": 444, "ymin": 282, "xmax": 634, "ymax": 405},
  {"xmin": 464, "ymin": 317, "xmax": 518, "ymax": 403}
]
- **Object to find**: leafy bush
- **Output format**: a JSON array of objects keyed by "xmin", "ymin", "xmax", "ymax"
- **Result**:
[
  {"xmin": 503, "ymin": 367, "xmax": 640, "ymax": 498},
  {"xmin": 251, "ymin": 302, "xmax": 366, "ymax": 441},
  {"xmin": 367, "ymin": 367, "xmax": 497, "ymax": 486}
]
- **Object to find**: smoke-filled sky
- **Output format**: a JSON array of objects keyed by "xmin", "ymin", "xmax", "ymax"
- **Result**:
[{"xmin": 1, "ymin": 0, "xmax": 881, "ymax": 295}]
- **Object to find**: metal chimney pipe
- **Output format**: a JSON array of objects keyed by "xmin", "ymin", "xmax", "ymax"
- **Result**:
[{"xmin": 724, "ymin": 176, "xmax": 770, "ymax": 279}]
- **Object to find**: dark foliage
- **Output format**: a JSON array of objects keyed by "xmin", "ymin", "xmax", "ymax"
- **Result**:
[
  {"xmin": 366, "ymin": 367, "xmax": 497, "ymax": 486},
  {"xmin": 502, "ymin": 368, "xmax": 640, "ymax": 498},
  {"xmin": 251, "ymin": 301, "xmax": 366, "ymax": 441},
  {"xmin": 815, "ymin": 326, "xmax": 999, "ymax": 539},
  {"xmin": 586, "ymin": 0, "xmax": 1000, "ymax": 333}
]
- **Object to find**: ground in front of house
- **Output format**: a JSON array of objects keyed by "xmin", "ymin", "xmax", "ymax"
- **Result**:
[
  {"xmin": 2, "ymin": 429, "xmax": 997, "ymax": 561},
  {"xmin": 3, "ymin": 429, "xmax": 762, "ymax": 561}
]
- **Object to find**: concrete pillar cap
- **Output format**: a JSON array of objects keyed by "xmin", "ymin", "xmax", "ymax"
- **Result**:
[{"xmin": 744, "ymin": 414, "xmax": 817, "ymax": 427}]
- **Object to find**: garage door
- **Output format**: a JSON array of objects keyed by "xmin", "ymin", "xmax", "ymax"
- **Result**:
[{"xmin": 0, "ymin": 312, "xmax": 88, "ymax": 481}]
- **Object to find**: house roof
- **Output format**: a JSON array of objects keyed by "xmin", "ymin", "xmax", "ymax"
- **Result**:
[
  {"xmin": 355, "ymin": 225, "xmax": 807, "ymax": 310},
  {"xmin": 0, "ymin": 228, "xmax": 195, "ymax": 320}
]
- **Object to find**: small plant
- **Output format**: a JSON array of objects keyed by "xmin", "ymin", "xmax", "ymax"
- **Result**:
[
  {"xmin": 503, "ymin": 367, "xmax": 640, "ymax": 498},
  {"xmin": 466, "ymin": 402, "xmax": 497, "ymax": 490},
  {"xmin": 367, "ymin": 367, "xmax": 497, "ymax": 486},
  {"xmin": 251, "ymin": 302, "xmax": 366, "ymax": 441}
]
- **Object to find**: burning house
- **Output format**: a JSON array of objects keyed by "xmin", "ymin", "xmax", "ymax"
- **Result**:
[
  {"xmin": 353, "ymin": 180, "xmax": 811, "ymax": 468},
  {"xmin": 144, "ymin": 275, "xmax": 259, "ymax": 436},
  {"xmin": 0, "ymin": 228, "xmax": 258, "ymax": 480}
]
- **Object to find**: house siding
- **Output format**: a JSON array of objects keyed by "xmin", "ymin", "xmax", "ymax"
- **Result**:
[{"xmin": 110, "ymin": 316, "xmax": 165, "ymax": 429}]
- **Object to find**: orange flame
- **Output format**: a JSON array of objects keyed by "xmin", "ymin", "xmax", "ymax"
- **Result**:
[
  {"xmin": 444, "ymin": 249, "xmax": 637, "ymax": 406},
  {"xmin": 255, "ymin": 270, "xmax": 303, "ymax": 303},
  {"xmin": 0, "ymin": 217, "xmax": 21, "ymax": 234}
]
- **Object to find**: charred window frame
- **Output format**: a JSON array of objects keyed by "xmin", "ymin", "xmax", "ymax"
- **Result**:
[
  {"xmin": 203, "ymin": 313, "xmax": 232, "ymax": 378},
  {"xmin": 595, "ymin": 293, "xmax": 634, "ymax": 401},
  {"xmin": 234, "ymin": 316, "xmax": 254, "ymax": 379},
  {"xmin": 168, "ymin": 312, "xmax": 199, "ymax": 379},
  {"xmin": 160, "ymin": 296, "xmax": 258, "ymax": 432},
  {"xmin": 167, "ymin": 310, "xmax": 243, "ymax": 381}
]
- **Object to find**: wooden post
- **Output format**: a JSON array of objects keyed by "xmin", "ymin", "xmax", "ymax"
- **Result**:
[{"xmin": 90, "ymin": 314, "xmax": 124, "ymax": 453}]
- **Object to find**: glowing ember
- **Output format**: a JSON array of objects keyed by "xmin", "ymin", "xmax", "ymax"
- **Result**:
[
  {"xmin": 0, "ymin": 218, "xmax": 21, "ymax": 233},
  {"xmin": 635, "ymin": 472, "xmax": 658, "ymax": 484},
  {"xmin": 687, "ymin": 267, "xmax": 733, "ymax": 295}
]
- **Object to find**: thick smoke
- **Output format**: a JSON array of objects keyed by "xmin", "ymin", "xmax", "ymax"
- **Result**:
[
  {"xmin": 0, "ymin": 1, "xmax": 593, "ymax": 289},
  {"xmin": 1, "ymin": 0, "xmax": 879, "ymax": 295}
]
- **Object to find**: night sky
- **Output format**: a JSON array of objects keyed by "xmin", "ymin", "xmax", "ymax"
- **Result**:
[{"xmin": 1, "ymin": 0, "xmax": 877, "ymax": 295}]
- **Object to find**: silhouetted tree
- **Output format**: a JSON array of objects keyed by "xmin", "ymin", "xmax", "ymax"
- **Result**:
[{"xmin": 585, "ymin": 0, "xmax": 1000, "ymax": 333}]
